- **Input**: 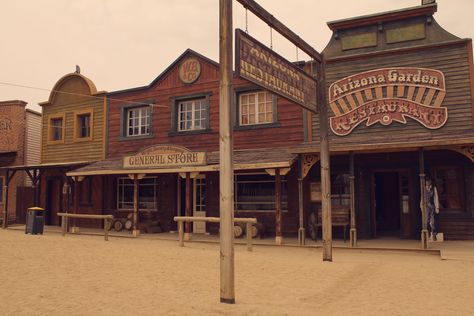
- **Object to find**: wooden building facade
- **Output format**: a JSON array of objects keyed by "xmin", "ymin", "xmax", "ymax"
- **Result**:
[{"xmin": 297, "ymin": 2, "xmax": 474, "ymax": 240}]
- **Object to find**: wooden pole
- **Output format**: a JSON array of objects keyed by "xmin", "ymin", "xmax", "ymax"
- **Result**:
[
  {"xmin": 275, "ymin": 168, "xmax": 282, "ymax": 245},
  {"xmin": 246, "ymin": 222, "xmax": 252, "ymax": 251},
  {"xmin": 185, "ymin": 172, "xmax": 191, "ymax": 241},
  {"xmin": 219, "ymin": 0, "xmax": 235, "ymax": 304},
  {"xmin": 419, "ymin": 148, "xmax": 428, "ymax": 249},
  {"xmin": 133, "ymin": 174, "xmax": 140, "ymax": 237},
  {"xmin": 72, "ymin": 176, "xmax": 79, "ymax": 233},
  {"xmin": 319, "ymin": 56, "xmax": 333, "ymax": 261},
  {"xmin": 297, "ymin": 157, "xmax": 305, "ymax": 245},
  {"xmin": 178, "ymin": 221, "xmax": 184, "ymax": 247},
  {"xmin": 349, "ymin": 152, "xmax": 357, "ymax": 247}
]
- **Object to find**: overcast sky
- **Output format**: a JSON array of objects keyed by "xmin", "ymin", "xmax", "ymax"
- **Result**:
[{"xmin": 1, "ymin": 0, "xmax": 473, "ymax": 112}]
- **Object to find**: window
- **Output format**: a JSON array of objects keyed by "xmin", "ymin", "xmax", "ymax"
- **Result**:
[
  {"xmin": 194, "ymin": 176, "xmax": 206, "ymax": 212},
  {"xmin": 331, "ymin": 173, "xmax": 350, "ymax": 206},
  {"xmin": 126, "ymin": 106, "xmax": 151, "ymax": 137},
  {"xmin": 239, "ymin": 91, "xmax": 274, "ymax": 125},
  {"xmin": 234, "ymin": 173, "xmax": 287, "ymax": 212},
  {"xmin": 178, "ymin": 99, "xmax": 206, "ymax": 131},
  {"xmin": 432, "ymin": 166, "xmax": 465, "ymax": 212},
  {"xmin": 117, "ymin": 177, "xmax": 157, "ymax": 210},
  {"xmin": 74, "ymin": 110, "xmax": 93, "ymax": 141},
  {"xmin": 48, "ymin": 114, "xmax": 65, "ymax": 142},
  {"xmin": 0, "ymin": 176, "xmax": 4, "ymax": 205}
]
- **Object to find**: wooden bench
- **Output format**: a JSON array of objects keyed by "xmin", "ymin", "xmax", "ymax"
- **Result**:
[
  {"xmin": 309, "ymin": 206, "xmax": 350, "ymax": 242},
  {"xmin": 58, "ymin": 213, "xmax": 114, "ymax": 241},
  {"xmin": 173, "ymin": 216, "xmax": 257, "ymax": 251}
]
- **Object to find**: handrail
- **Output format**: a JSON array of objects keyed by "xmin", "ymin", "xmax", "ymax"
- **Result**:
[{"xmin": 58, "ymin": 212, "xmax": 113, "ymax": 241}]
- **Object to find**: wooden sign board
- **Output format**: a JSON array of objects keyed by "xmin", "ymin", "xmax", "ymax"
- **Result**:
[
  {"xmin": 123, "ymin": 145, "xmax": 206, "ymax": 169},
  {"xmin": 235, "ymin": 29, "xmax": 317, "ymax": 113}
]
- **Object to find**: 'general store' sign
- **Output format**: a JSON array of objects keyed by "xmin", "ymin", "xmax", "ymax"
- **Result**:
[
  {"xmin": 236, "ymin": 29, "xmax": 317, "ymax": 113},
  {"xmin": 328, "ymin": 67, "xmax": 447, "ymax": 136},
  {"xmin": 123, "ymin": 145, "xmax": 206, "ymax": 169}
]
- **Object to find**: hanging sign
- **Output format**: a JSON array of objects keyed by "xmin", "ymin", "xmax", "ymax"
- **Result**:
[
  {"xmin": 123, "ymin": 145, "xmax": 206, "ymax": 169},
  {"xmin": 328, "ymin": 67, "xmax": 447, "ymax": 136},
  {"xmin": 235, "ymin": 29, "xmax": 317, "ymax": 113}
]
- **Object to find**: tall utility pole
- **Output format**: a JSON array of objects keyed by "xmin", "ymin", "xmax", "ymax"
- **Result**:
[{"xmin": 219, "ymin": 0, "xmax": 235, "ymax": 304}]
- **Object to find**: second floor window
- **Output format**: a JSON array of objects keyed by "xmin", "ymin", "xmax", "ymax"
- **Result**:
[
  {"xmin": 75, "ymin": 112, "xmax": 92, "ymax": 140},
  {"xmin": 49, "ymin": 116, "xmax": 64, "ymax": 142},
  {"xmin": 178, "ymin": 99, "xmax": 206, "ymax": 131},
  {"xmin": 239, "ymin": 91, "xmax": 273, "ymax": 126},
  {"xmin": 127, "ymin": 106, "xmax": 150, "ymax": 136}
]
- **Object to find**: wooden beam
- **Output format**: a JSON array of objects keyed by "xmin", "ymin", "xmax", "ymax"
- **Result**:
[
  {"xmin": 236, "ymin": 0, "xmax": 321, "ymax": 62},
  {"xmin": 319, "ymin": 58, "xmax": 333, "ymax": 261},
  {"xmin": 185, "ymin": 172, "xmax": 191, "ymax": 240},
  {"xmin": 133, "ymin": 174, "xmax": 140, "ymax": 237},
  {"xmin": 275, "ymin": 168, "xmax": 282, "ymax": 245},
  {"xmin": 219, "ymin": 0, "xmax": 235, "ymax": 304},
  {"xmin": 419, "ymin": 148, "xmax": 428, "ymax": 249}
]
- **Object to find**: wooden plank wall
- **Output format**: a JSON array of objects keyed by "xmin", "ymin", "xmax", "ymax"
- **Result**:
[
  {"xmin": 312, "ymin": 42, "xmax": 474, "ymax": 146},
  {"xmin": 107, "ymin": 53, "xmax": 304, "ymax": 158}
]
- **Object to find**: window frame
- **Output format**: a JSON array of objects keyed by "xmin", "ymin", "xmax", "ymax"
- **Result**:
[
  {"xmin": 73, "ymin": 109, "xmax": 94, "ymax": 142},
  {"xmin": 47, "ymin": 113, "xmax": 66, "ymax": 144},
  {"xmin": 431, "ymin": 165, "xmax": 466, "ymax": 213},
  {"xmin": 116, "ymin": 176, "xmax": 158, "ymax": 211},
  {"xmin": 234, "ymin": 172, "xmax": 288, "ymax": 213},
  {"xmin": 170, "ymin": 92, "xmax": 211, "ymax": 136},
  {"xmin": 234, "ymin": 87, "xmax": 279, "ymax": 130},
  {"xmin": 119, "ymin": 102, "xmax": 154, "ymax": 141}
]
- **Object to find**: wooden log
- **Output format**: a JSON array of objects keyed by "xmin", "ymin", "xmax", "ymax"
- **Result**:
[
  {"xmin": 178, "ymin": 221, "xmax": 184, "ymax": 247},
  {"xmin": 113, "ymin": 219, "xmax": 123, "ymax": 232},
  {"xmin": 246, "ymin": 222, "xmax": 252, "ymax": 251},
  {"xmin": 124, "ymin": 219, "xmax": 133, "ymax": 231},
  {"xmin": 104, "ymin": 219, "xmax": 109, "ymax": 241},
  {"xmin": 233, "ymin": 224, "xmax": 244, "ymax": 238}
]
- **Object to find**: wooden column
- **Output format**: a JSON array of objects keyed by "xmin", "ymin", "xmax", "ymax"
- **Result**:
[
  {"xmin": 133, "ymin": 174, "xmax": 140, "ymax": 237},
  {"xmin": 319, "ymin": 57, "xmax": 332, "ymax": 261},
  {"xmin": 1, "ymin": 170, "xmax": 8, "ymax": 229},
  {"xmin": 219, "ymin": 0, "xmax": 235, "ymax": 304},
  {"xmin": 419, "ymin": 148, "xmax": 428, "ymax": 249},
  {"xmin": 275, "ymin": 168, "xmax": 282, "ymax": 245},
  {"xmin": 297, "ymin": 157, "xmax": 305, "ymax": 245},
  {"xmin": 72, "ymin": 176, "xmax": 79, "ymax": 233},
  {"xmin": 185, "ymin": 172, "xmax": 191, "ymax": 240},
  {"xmin": 349, "ymin": 152, "xmax": 357, "ymax": 247}
]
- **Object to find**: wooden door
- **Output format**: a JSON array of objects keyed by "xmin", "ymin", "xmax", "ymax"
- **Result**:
[{"xmin": 45, "ymin": 178, "xmax": 62, "ymax": 226}]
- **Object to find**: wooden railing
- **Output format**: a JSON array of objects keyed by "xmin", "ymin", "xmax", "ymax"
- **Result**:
[
  {"xmin": 173, "ymin": 216, "xmax": 257, "ymax": 251},
  {"xmin": 58, "ymin": 213, "xmax": 114, "ymax": 241}
]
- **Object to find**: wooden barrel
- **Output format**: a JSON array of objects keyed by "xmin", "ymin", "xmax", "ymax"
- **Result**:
[
  {"xmin": 233, "ymin": 224, "xmax": 244, "ymax": 238},
  {"xmin": 124, "ymin": 219, "xmax": 133, "ymax": 231},
  {"xmin": 251, "ymin": 222, "xmax": 265, "ymax": 238},
  {"xmin": 113, "ymin": 219, "xmax": 123, "ymax": 232}
]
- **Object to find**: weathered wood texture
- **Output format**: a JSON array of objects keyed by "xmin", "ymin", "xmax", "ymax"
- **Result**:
[
  {"xmin": 106, "ymin": 51, "xmax": 304, "ymax": 158},
  {"xmin": 41, "ymin": 74, "xmax": 106, "ymax": 163},
  {"xmin": 312, "ymin": 41, "xmax": 474, "ymax": 148}
]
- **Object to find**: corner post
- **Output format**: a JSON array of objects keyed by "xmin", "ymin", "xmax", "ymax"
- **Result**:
[
  {"xmin": 297, "ymin": 156, "xmax": 305, "ymax": 245},
  {"xmin": 349, "ymin": 152, "xmax": 357, "ymax": 247},
  {"xmin": 419, "ymin": 148, "xmax": 428, "ymax": 249},
  {"xmin": 275, "ymin": 168, "xmax": 282, "ymax": 245}
]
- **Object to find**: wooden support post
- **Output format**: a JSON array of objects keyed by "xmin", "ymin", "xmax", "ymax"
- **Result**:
[
  {"xmin": 61, "ymin": 215, "xmax": 66, "ymax": 236},
  {"xmin": 72, "ymin": 176, "xmax": 79, "ymax": 233},
  {"xmin": 185, "ymin": 172, "xmax": 191, "ymax": 241},
  {"xmin": 104, "ymin": 218, "xmax": 109, "ymax": 241},
  {"xmin": 275, "ymin": 168, "xmax": 282, "ymax": 245},
  {"xmin": 133, "ymin": 174, "xmax": 140, "ymax": 237},
  {"xmin": 178, "ymin": 221, "xmax": 184, "ymax": 247},
  {"xmin": 297, "ymin": 157, "xmax": 305, "ymax": 245},
  {"xmin": 1, "ymin": 183, "xmax": 7, "ymax": 229},
  {"xmin": 319, "ymin": 57, "xmax": 333, "ymax": 261},
  {"xmin": 219, "ymin": 0, "xmax": 235, "ymax": 304},
  {"xmin": 419, "ymin": 148, "xmax": 428, "ymax": 249},
  {"xmin": 246, "ymin": 222, "xmax": 252, "ymax": 251},
  {"xmin": 349, "ymin": 152, "xmax": 357, "ymax": 248}
]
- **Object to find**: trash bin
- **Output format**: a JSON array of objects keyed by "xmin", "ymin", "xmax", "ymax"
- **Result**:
[{"xmin": 25, "ymin": 207, "xmax": 45, "ymax": 235}]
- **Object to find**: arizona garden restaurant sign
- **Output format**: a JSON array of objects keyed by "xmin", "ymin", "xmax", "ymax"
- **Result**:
[
  {"xmin": 328, "ymin": 67, "xmax": 447, "ymax": 136},
  {"xmin": 123, "ymin": 145, "xmax": 206, "ymax": 169},
  {"xmin": 236, "ymin": 29, "xmax": 318, "ymax": 112}
]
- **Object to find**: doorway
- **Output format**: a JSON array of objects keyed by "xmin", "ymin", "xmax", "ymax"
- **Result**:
[
  {"xmin": 178, "ymin": 174, "xmax": 207, "ymax": 234},
  {"xmin": 45, "ymin": 178, "xmax": 62, "ymax": 226},
  {"xmin": 373, "ymin": 172, "xmax": 400, "ymax": 237}
]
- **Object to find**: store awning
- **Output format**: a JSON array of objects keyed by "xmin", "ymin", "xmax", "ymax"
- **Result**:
[{"xmin": 66, "ymin": 148, "xmax": 298, "ymax": 177}]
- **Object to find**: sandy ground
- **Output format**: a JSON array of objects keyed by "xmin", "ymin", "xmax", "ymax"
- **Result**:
[{"xmin": 1, "ymin": 229, "xmax": 473, "ymax": 316}]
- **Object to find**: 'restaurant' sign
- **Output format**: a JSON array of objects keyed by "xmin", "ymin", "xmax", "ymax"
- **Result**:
[
  {"xmin": 123, "ymin": 145, "xmax": 206, "ymax": 169},
  {"xmin": 236, "ymin": 29, "xmax": 317, "ymax": 113},
  {"xmin": 328, "ymin": 67, "xmax": 447, "ymax": 136}
]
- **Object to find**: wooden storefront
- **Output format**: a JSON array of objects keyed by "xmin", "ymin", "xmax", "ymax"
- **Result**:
[{"xmin": 298, "ymin": 2, "xmax": 474, "ymax": 240}]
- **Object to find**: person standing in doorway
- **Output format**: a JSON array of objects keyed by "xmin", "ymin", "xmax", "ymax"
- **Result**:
[{"xmin": 425, "ymin": 178, "xmax": 440, "ymax": 241}]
